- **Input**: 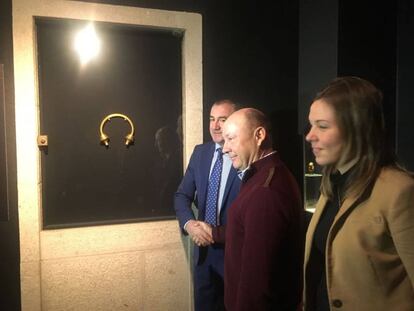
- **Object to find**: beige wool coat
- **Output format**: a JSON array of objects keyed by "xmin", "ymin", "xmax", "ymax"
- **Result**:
[{"xmin": 304, "ymin": 168, "xmax": 414, "ymax": 311}]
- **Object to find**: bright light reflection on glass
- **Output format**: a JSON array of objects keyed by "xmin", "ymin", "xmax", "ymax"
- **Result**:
[{"xmin": 74, "ymin": 23, "xmax": 100, "ymax": 65}]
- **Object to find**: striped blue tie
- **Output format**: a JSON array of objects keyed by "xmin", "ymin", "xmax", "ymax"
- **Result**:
[{"xmin": 205, "ymin": 148, "xmax": 223, "ymax": 226}]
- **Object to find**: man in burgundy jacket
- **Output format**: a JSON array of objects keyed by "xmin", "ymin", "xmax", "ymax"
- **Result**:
[{"xmin": 208, "ymin": 108, "xmax": 304, "ymax": 310}]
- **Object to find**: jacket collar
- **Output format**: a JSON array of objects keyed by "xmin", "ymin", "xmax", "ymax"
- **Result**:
[{"xmin": 304, "ymin": 191, "xmax": 361, "ymax": 267}]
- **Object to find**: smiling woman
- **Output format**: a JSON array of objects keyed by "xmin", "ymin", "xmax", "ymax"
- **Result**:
[
  {"xmin": 303, "ymin": 76, "xmax": 414, "ymax": 311},
  {"xmin": 306, "ymin": 99, "xmax": 343, "ymax": 167}
]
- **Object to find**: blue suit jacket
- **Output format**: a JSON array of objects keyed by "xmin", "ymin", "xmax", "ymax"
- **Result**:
[{"xmin": 174, "ymin": 141, "xmax": 240, "ymax": 265}]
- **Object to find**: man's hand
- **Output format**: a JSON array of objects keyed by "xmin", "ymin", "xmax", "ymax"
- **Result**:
[
  {"xmin": 186, "ymin": 220, "xmax": 214, "ymax": 246},
  {"xmin": 198, "ymin": 221, "xmax": 213, "ymax": 239}
]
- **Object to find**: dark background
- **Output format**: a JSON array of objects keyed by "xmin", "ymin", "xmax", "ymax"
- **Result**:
[{"xmin": 1, "ymin": 0, "xmax": 413, "ymax": 309}]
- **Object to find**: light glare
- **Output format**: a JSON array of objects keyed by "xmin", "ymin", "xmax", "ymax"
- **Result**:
[{"xmin": 74, "ymin": 23, "xmax": 100, "ymax": 65}]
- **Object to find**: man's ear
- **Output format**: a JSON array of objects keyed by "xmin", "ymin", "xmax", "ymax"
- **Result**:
[{"xmin": 254, "ymin": 126, "xmax": 266, "ymax": 146}]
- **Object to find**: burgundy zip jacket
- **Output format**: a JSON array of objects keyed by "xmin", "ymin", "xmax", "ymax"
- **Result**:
[{"xmin": 214, "ymin": 152, "xmax": 303, "ymax": 311}]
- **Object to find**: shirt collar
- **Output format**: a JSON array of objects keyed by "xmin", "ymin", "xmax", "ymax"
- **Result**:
[
  {"xmin": 237, "ymin": 150, "xmax": 277, "ymax": 180},
  {"xmin": 238, "ymin": 167, "xmax": 249, "ymax": 180},
  {"xmin": 337, "ymin": 158, "xmax": 358, "ymax": 175},
  {"xmin": 214, "ymin": 143, "xmax": 222, "ymax": 150}
]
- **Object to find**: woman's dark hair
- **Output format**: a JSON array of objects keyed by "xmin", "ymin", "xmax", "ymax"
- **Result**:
[{"xmin": 315, "ymin": 76, "xmax": 396, "ymax": 199}]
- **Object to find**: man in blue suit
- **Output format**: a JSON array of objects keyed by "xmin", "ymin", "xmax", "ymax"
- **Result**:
[{"xmin": 174, "ymin": 99, "xmax": 240, "ymax": 311}]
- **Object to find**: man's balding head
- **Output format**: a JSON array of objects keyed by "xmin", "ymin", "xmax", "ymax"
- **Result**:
[{"xmin": 222, "ymin": 108, "xmax": 273, "ymax": 170}]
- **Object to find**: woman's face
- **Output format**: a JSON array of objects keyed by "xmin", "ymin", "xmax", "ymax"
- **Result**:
[{"xmin": 306, "ymin": 99, "xmax": 343, "ymax": 166}]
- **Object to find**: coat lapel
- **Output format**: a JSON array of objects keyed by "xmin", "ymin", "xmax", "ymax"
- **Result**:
[
  {"xmin": 304, "ymin": 195, "xmax": 328, "ymax": 266},
  {"xmin": 305, "ymin": 191, "xmax": 363, "ymax": 264},
  {"xmin": 328, "ymin": 194, "xmax": 361, "ymax": 241},
  {"xmin": 198, "ymin": 143, "xmax": 215, "ymax": 218},
  {"xmin": 220, "ymin": 167, "xmax": 237, "ymax": 213},
  {"xmin": 335, "ymin": 195, "xmax": 359, "ymax": 221}
]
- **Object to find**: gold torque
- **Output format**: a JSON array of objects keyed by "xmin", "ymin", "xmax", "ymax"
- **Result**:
[{"xmin": 99, "ymin": 113, "xmax": 135, "ymax": 147}]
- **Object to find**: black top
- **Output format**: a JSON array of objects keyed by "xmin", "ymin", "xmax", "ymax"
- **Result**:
[{"xmin": 310, "ymin": 170, "xmax": 350, "ymax": 311}]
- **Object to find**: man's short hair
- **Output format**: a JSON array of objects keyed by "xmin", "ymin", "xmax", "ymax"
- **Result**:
[
  {"xmin": 212, "ymin": 99, "xmax": 238, "ymax": 111},
  {"xmin": 244, "ymin": 108, "xmax": 273, "ymax": 149}
]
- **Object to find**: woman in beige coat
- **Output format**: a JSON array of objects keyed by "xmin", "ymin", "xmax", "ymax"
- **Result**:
[{"xmin": 304, "ymin": 76, "xmax": 414, "ymax": 311}]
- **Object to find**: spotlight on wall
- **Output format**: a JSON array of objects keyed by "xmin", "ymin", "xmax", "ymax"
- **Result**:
[{"xmin": 74, "ymin": 23, "xmax": 100, "ymax": 65}]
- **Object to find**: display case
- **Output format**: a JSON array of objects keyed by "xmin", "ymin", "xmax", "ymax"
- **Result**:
[
  {"xmin": 36, "ymin": 18, "xmax": 183, "ymax": 228},
  {"xmin": 303, "ymin": 139, "xmax": 322, "ymax": 213}
]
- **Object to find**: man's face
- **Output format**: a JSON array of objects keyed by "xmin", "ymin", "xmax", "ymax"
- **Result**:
[
  {"xmin": 222, "ymin": 114, "xmax": 259, "ymax": 171},
  {"xmin": 209, "ymin": 103, "xmax": 235, "ymax": 145}
]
